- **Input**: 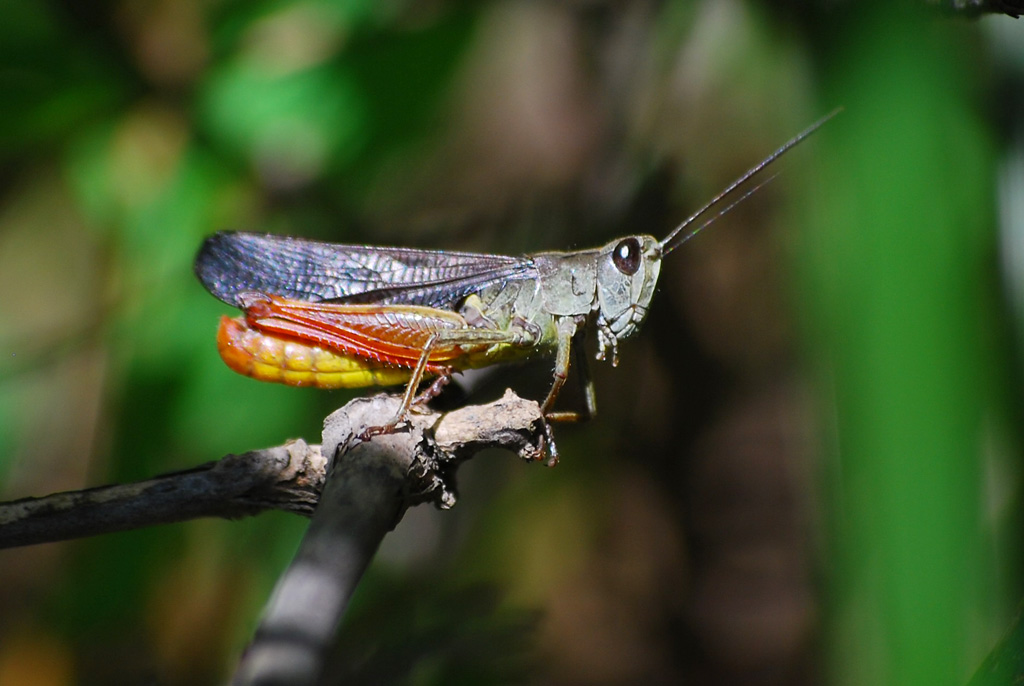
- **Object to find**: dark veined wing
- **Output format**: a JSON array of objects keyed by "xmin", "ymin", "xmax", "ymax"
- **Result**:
[{"xmin": 195, "ymin": 231, "xmax": 538, "ymax": 310}]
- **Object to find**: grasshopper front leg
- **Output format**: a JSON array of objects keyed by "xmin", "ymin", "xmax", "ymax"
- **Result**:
[{"xmin": 541, "ymin": 317, "xmax": 597, "ymax": 423}]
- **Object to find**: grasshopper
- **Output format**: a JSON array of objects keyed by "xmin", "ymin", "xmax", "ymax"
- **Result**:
[{"xmin": 195, "ymin": 112, "xmax": 835, "ymax": 447}]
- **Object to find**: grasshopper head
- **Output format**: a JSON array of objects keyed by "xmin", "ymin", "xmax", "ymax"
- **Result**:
[{"xmin": 595, "ymin": 235, "xmax": 662, "ymax": 344}]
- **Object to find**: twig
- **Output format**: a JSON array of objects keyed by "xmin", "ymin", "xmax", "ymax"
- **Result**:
[
  {"xmin": 0, "ymin": 392, "xmax": 547, "ymax": 552},
  {"xmin": 0, "ymin": 440, "xmax": 325, "ymax": 548},
  {"xmin": 232, "ymin": 390, "xmax": 548, "ymax": 686}
]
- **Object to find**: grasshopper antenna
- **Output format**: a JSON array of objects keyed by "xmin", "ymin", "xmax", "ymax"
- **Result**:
[{"xmin": 660, "ymin": 108, "xmax": 841, "ymax": 255}]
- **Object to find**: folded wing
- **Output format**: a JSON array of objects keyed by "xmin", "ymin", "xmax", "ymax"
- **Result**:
[{"xmin": 195, "ymin": 231, "xmax": 537, "ymax": 310}]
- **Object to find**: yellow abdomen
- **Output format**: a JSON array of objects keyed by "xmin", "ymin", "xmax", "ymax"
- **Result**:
[{"xmin": 217, "ymin": 316, "xmax": 415, "ymax": 389}]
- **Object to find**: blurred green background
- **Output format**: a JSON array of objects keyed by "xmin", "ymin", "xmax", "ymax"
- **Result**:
[{"xmin": 0, "ymin": 1, "xmax": 1021, "ymax": 684}]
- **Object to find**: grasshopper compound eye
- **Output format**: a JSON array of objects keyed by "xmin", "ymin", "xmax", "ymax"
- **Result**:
[{"xmin": 612, "ymin": 237, "xmax": 641, "ymax": 276}]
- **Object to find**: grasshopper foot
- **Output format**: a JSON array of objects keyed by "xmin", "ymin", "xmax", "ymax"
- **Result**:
[
  {"xmin": 357, "ymin": 414, "xmax": 410, "ymax": 442},
  {"xmin": 522, "ymin": 419, "xmax": 559, "ymax": 467},
  {"xmin": 413, "ymin": 371, "xmax": 452, "ymax": 407},
  {"xmin": 543, "ymin": 410, "xmax": 586, "ymax": 423}
]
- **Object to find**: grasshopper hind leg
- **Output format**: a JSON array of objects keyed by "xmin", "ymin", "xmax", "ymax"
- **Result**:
[
  {"xmin": 359, "ymin": 369, "xmax": 452, "ymax": 441},
  {"xmin": 358, "ymin": 334, "xmax": 446, "ymax": 440},
  {"xmin": 361, "ymin": 323, "xmax": 523, "ymax": 440}
]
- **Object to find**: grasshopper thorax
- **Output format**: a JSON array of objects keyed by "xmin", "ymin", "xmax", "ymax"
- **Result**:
[{"xmin": 594, "ymin": 235, "xmax": 662, "ymax": 363}]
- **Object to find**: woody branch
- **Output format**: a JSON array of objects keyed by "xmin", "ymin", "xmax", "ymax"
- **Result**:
[
  {"xmin": 0, "ymin": 391, "xmax": 547, "ymax": 549},
  {"xmin": 232, "ymin": 391, "xmax": 549, "ymax": 685}
]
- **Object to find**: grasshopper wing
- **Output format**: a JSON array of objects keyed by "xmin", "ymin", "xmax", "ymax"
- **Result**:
[{"xmin": 195, "ymin": 231, "xmax": 537, "ymax": 310}]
